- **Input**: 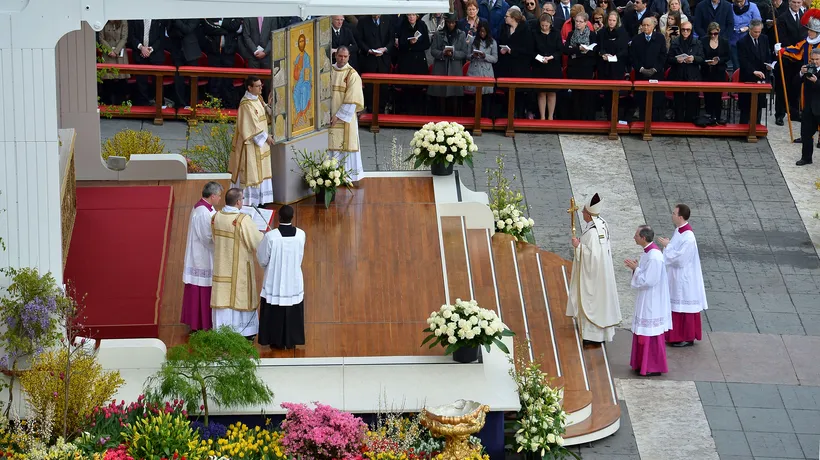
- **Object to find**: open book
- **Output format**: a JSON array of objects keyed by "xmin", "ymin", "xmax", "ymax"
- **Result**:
[
  {"xmin": 240, "ymin": 206, "xmax": 275, "ymax": 232},
  {"xmin": 409, "ymin": 30, "xmax": 422, "ymax": 40},
  {"xmin": 580, "ymin": 43, "xmax": 597, "ymax": 51}
]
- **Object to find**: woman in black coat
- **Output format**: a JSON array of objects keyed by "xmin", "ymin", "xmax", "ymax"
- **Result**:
[
  {"xmin": 497, "ymin": 8, "xmax": 534, "ymax": 117},
  {"xmin": 596, "ymin": 11, "xmax": 629, "ymax": 120},
  {"xmin": 396, "ymin": 14, "xmax": 431, "ymax": 114},
  {"xmin": 532, "ymin": 13, "xmax": 563, "ymax": 119},
  {"xmin": 564, "ymin": 11, "xmax": 599, "ymax": 120},
  {"xmin": 700, "ymin": 21, "xmax": 731, "ymax": 124},
  {"xmin": 667, "ymin": 21, "xmax": 704, "ymax": 122}
]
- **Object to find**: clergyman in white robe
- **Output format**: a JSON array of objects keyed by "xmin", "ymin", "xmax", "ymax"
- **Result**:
[
  {"xmin": 628, "ymin": 225, "xmax": 672, "ymax": 376},
  {"xmin": 257, "ymin": 205, "xmax": 306, "ymax": 350},
  {"xmin": 328, "ymin": 48, "xmax": 365, "ymax": 182},
  {"xmin": 180, "ymin": 182, "xmax": 222, "ymax": 331},
  {"xmin": 567, "ymin": 194, "xmax": 622, "ymax": 343}
]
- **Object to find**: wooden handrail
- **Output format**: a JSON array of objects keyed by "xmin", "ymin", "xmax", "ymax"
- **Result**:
[
  {"xmin": 360, "ymin": 72, "xmax": 496, "ymax": 135},
  {"xmin": 632, "ymin": 81, "xmax": 771, "ymax": 142},
  {"xmin": 496, "ymin": 78, "xmax": 633, "ymax": 138}
]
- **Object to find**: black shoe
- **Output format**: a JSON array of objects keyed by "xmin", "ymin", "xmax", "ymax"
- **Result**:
[
  {"xmin": 583, "ymin": 339, "xmax": 602, "ymax": 346},
  {"xmin": 717, "ymin": 118, "xmax": 727, "ymax": 125},
  {"xmin": 794, "ymin": 137, "xmax": 802, "ymax": 143},
  {"xmin": 645, "ymin": 372, "xmax": 662, "ymax": 377},
  {"xmin": 671, "ymin": 341, "xmax": 694, "ymax": 347},
  {"xmin": 776, "ymin": 116, "xmax": 784, "ymax": 126},
  {"xmin": 796, "ymin": 159, "xmax": 813, "ymax": 166}
]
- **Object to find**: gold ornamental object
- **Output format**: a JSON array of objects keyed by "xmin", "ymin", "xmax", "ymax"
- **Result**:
[{"xmin": 420, "ymin": 400, "xmax": 490, "ymax": 460}]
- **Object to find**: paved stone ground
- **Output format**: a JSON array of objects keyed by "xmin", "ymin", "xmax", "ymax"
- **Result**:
[{"xmin": 698, "ymin": 382, "xmax": 820, "ymax": 459}]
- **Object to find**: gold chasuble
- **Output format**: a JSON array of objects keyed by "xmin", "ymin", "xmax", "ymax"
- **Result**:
[
  {"xmin": 328, "ymin": 63, "xmax": 364, "ymax": 152},
  {"xmin": 230, "ymin": 96, "xmax": 273, "ymax": 187},
  {"xmin": 210, "ymin": 210, "xmax": 264, "ymax": 312}
]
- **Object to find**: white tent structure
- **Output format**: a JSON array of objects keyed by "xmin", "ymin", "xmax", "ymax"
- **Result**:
[{"xmin": 0, "ymin": 0, "xmax": 447, "ymax": 285}]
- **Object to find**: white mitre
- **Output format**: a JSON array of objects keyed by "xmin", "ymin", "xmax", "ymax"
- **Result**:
[{"xmin": 584, "ymin": 193, "xmax": 603, "ymax": 217}]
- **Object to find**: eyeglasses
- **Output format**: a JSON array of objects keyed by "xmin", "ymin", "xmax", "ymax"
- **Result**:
[
  {"xmin": 681, "ymin": 28, "xmax": 692, "ymax": 31},
  {"xmin": 710, "ymin": 31, "xmax": 719, "ymax": 35},
  {"xmin": 526, "ymin": 2, "xmax": 535, "ymax": 5}
]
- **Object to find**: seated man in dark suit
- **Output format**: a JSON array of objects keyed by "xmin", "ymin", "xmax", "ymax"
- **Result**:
[
  {"xmin": 167, "ymin": 19, "xmax": 202, "ymax": 109},
  {"xmin": 795, "ymin": 47, "xmax": 820, "ymax": 165},
  {"xmin": 630, "ymin": 16, "xmax": 668, "ymax": 119},
  {"xmin": 202, "ymin": 18, "xmax": 243, "ymax": 107},
  {"xmin": 737, "ymin": 20, "xmax": 774, "ymax": 124},
  {"xmin": 331, "ymin": 15, "xmax": 359, "ymax": 70},
  {"xmin": 128, "ymin": 19, "xmax": 167, "ymax": 106}
]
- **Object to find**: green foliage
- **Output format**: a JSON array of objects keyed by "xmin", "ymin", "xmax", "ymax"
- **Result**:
[
  {"xmin": 486, "ymin": 153, "xmax": 535, "ymax": 243},
  {"xmin": 121, "ymin": 411, "xmax": 206, "ymax": 460},
  {"xmin": 143, "ymin": 327, "xmax": 274, "ymax": 427},
  {"xmin": 101, "ymin": 129, "xmax": 165, "ymax": 161},
  {"xmin": 180, "ymin": 96, "xmax": 234, "ymax": 173}
]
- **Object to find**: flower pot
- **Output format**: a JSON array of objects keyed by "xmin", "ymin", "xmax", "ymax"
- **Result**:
[
  {"xmin": 315, "ymin": 188, "xmax": 336, "ymax": 207},
  {"xmin": 452, "ymin": 345, "xmax": 480, "ymax": 363},
  {"xmin": 431, "ymin": 162, "xmax": 454, "ymax": 176}
]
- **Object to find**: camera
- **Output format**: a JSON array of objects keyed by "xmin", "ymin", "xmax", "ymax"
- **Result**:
[{"xmin": 807, "ymin": 64, "xmax": 818, "ymax": 77}]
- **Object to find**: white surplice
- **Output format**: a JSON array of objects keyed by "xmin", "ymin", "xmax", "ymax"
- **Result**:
[
  {"xmin": 631, "ymin": 244, "xmax": 672, "ymax": 337},
  {"xmin": 257, "ymin": 225, "xmax": 306, "ymax": 306},
  {"xmin": 663, "ymin": 224, "xmax": 708, "ymax": 314},
  {"xmin": 567, "ymin": 217, "xmax": 623, "ymax": 342},
  {"xmin": 329, "ymin": 102, "xmax": 364, "ymax": 182},
  {"xmin": 182, "ymin": 200, "xmax": 216, "ymax": 287}
]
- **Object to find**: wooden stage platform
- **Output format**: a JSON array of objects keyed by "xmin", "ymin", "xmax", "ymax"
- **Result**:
[{"xmin": 77, "ymin": 175, "xmax": 619, "ymax": 445}]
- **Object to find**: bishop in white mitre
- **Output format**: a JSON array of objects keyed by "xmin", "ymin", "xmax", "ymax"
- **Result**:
[
  {"xmin": 567, "ymin": 193, "xmax": 622, "ymax": 344},
  {"xmin": 658, "ymin": 204, "xmax": 707, "ymax": 347},
  {"xmin": 180, "ymin": 181, "xmax": 223, "ymax": 331},
  {"xmin": 257, "ymin": 205, "xmax": 306, "ymax": 350},
  {"xmin": 626, "ymin": 225, "xmax": 672, "ymax": 377},
  {"xmin": 328, "ymin": 46, "xmax": 364, "ymax": 182}
]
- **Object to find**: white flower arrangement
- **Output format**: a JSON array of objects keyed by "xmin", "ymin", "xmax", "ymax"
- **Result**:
[
  {"xmin": 487, "ymin": 153, "xmax": 535, "ymax": 243},
  {"xmin": 509, "ymin": 347, "xmax": 577, "ymax": 459},
  {"xmin": 406, "ymin": 121, "xmax": 478, "ymax": 168},
  {"xmin": 293, "ymin": 148, "xmax": 354, "ymax": 208},
  {"xmin": 421, "ymin": 299, "xmax": 514, "ymax": 354}
]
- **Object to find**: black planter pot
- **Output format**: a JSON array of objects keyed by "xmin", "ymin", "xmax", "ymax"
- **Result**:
[
  {"xmin": 315, "ymin": 188, "xmax": 336, "ymax": 206},
  {"xmin": 452, "ymin": 345, "xmax": 481, "ymax": 363},
  {"xmin": 431, "ymin": 162, "xmax": 454, "ymax": 176}
]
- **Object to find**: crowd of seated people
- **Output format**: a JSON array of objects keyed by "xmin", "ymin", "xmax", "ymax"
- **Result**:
[{"xmin": 98, "ymin": 0, "xmax": 809, "ymax": 125}]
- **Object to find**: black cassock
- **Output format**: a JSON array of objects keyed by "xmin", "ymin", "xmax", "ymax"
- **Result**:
[{"xmin": 257, "ymin": 224, "xmax": 306, "ymax": 349}]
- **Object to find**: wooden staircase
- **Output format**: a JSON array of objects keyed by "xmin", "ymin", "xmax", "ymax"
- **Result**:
[{"xmin": 439, "ymin": 216, "xmax": 621, "ymax": 445}]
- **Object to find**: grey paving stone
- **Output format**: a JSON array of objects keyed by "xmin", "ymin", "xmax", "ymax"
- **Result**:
[
  {"xmin": 699, "ymin": 166, "xmax": 745, "ymax": 185},
  {"xmin": 746, "ymin": 184, "xmax": 795, "ymax": 202},
  {"xmin": 729, "ymin": 253, "xmax": 777, "ymax": 273},
  {"xmin": 797, "ymin": 433, "xmax": 820, "ymax": 459},
  {"xmin": 789, "ymin": 409, "xmax": 820, "ymax": 435},
  {"xmin": 704, "ymin": 406, "xmax": 743, "ymax": 431},
  {"xmin": 736, "ymin": 407, "xmax": 794, "ymax": 433},
  {"xmin": 744, "ymin": 293, "xmax": 797, "ymax": 313},
  {"xmin": 752, "ymin": 312, "xmax": 806, "ymax": 335},
  {"xmin": 746, "ymin": 432, "xmax": 805, "ymax": 458},
  {"xmin": 716, "ymin": 456, "xmax": 754, "ymax": 460},
  {"xmin": 705, "ymin": 310, "xmax": 758, "ymax": 333},
  {"xmin": 738, "ymin": 168, "xmax": 788, "ymax": 186},
  {"xmin": 140, "ymin": 120, "xmax": 189, "ymax": 140},
  {"xmin": 780, "ymin": 386, "xmax": 820, "ymax": 411},
  {"xmin": 727, "ymin": 383, "xmax": 785, "ymax": 409},
  {"xmin": 802, "ymin": 314, "xmax": 820, "ymax": 336},
  {"xmin": 698, "ymin": 381, "xmax": 735, "ymax": 407},
  {"xmin": 704, "ymin": 183, "xmax": 752, "ymax": 202},
  {"xmin": 712, "ymin": 430, "xmax": 752, "ymax": 456},
  {"xmin": 783, "ymin": 274, "xmax": 820, "ymax": 294},
  {"xmin": 707, "ymin": 292, "xmax": 749, "ymax": 311},
  {"xmin": 776, "ymin": 253, "xmax": 820, "ymax": 275},
  {"xmin": 703, "ymin": 273, "xmax": 743, "ymax": 292},
  {"xmin": 736, "ymin": 272, "xmax": 789, "ymax": 294}
]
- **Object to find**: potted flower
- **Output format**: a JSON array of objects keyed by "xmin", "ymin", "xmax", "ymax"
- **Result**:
[
  {"xmin": 421, "ymin": 299, "xmax": 514, "ymax": 363},
  {"xmin": 293, "ymin": 148, "xmax": 354, "ymax": 208},
  {"xmin": 488, "ymin": 153, "xmax": 535, "ymax": 243},
  {"xmin": 406, "ymin": 122, "xmax": 477, "ymax": 176}
]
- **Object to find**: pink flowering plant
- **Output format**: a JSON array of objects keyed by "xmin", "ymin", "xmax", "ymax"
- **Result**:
[{"xmin": 280, "ymin": 402, "xmax": 367, "ymax": 460}]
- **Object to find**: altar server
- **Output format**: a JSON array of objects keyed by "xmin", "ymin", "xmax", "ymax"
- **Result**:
[
  {"xmin": 328, "ymin": 46, "xmax": 365, "ymax": 183},
  {"xmin": 180, "ymin": 181, "xmax": 223, "ymax": 331},
  {"xmin": 257, "ymin": 205, "xmax": 306, "ymax": 349},
  {"xmin": 567, "ymin": 193, "xmax": 622, "ymax": 344},
  {"xmin": 210, "ymin": 188, "xmax": 264, "ymax": 340},
  {"xmin": 229, "ymin": 75, "xmax": 275, "ymax": 207},
  {"xmin": 625, "ymin": 225, "xmax": 672, "ymax": 377},
  {"xmin": 658, "ymin": 204, "xmax": 707, "ymax": 347}
]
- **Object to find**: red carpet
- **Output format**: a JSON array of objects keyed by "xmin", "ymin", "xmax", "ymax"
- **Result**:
[{"xmin": 64, "ymin": 186, "xmax": 173, "ymax": 339}]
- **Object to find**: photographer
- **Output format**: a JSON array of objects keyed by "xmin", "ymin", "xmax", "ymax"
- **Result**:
[{"xmin": 795, "ymin": 47, "xmax": 820, "ymax": 165}]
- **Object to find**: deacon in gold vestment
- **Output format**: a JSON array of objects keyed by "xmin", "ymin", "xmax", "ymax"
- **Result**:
[
  {"xmin": 210, "ymin": 188, "xmax": 264, "ymax": 339},
  {"xmin": 229, "ymin": 75, "xmax": 275, "ymax": 206},
  {"xmin": 328, "ymin": 46, "xmax": 365, "ymax": 182}
]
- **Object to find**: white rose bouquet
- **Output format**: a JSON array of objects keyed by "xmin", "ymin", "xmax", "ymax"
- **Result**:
[
  {"xmin": 421, "ymin": 299, "xmax": 514, "ymax": 354},
  {"xmin": 406, "ymin": 121, "xmax": 478, "ymax": 169},
  {"xmin": 509, "ymin": 347, "xmax": 576, "ymax": 459},
  {"xmin": 293, "ymin": 148, "xmax": 354, "ymax": 208},
  {"xmin": 488, "ymin": 153, "xmax": 535, "ymax": 243}
]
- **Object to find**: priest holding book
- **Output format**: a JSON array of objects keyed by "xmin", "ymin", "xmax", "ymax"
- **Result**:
[
  {"xmin": 210, "ymin": 188, "xmax": 264, "ymax": 340},
  {"xmin": 625, "ymin": 225, "xmax": 672, "ymax": 377},
  {"xmin": 658, "ymin": 204, "xmax": 708, "ymax": 347},
  {"xmin": 180, "ymin": 181, "xmax": 223, "ymax": 332},
  {"xmin": 257, "ymin": 205, "xmax": 306, "ymax": 350}
]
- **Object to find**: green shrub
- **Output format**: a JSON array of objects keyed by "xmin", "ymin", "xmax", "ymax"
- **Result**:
[{"xmin": 101, "ymin": 129, "xmax": 165, "ymax": 161}]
